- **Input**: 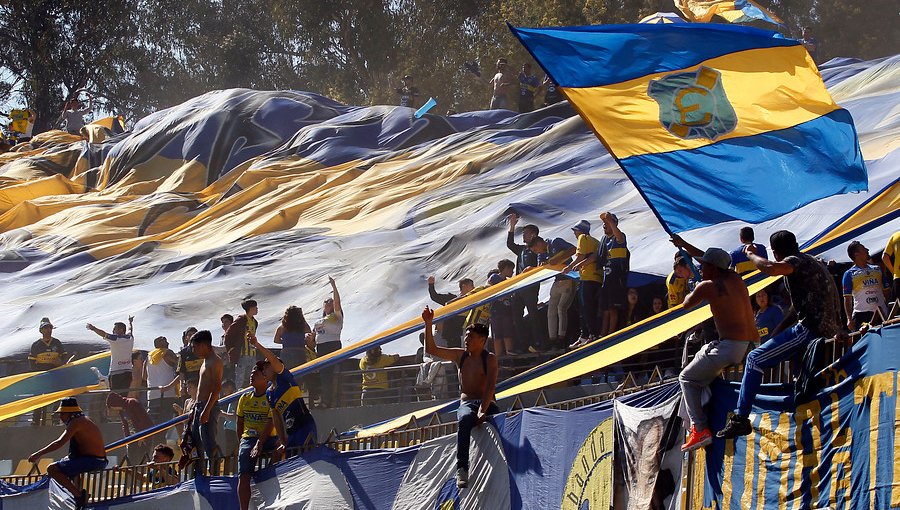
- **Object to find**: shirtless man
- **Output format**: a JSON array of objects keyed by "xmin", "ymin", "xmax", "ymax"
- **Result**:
[
  {"xmin": 190, "ymin": 330, "xmax": 223, "ymax": 463},
  {"xmin": 488, "ymin": 58, "xmax": 513, "ymax": 109},
  {"xmin": 28, "ymin": 397, "xmax": 107, "ymax": 509},
  {"xmin": 422, "ymin": 306, "xmax": 499, "ymax": 489},
  {"xmin": 671, "ymin": 236, "xmax": 759, "ymax": 451}
]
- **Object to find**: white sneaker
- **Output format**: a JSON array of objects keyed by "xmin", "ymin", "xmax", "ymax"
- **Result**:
[
  {"xmin": 456, "ymin": 467, "xmax": 469, "ymax": 488},
  {"xmin": 569, "ymin": 337, "xmax": 589, "ymax": 349}
]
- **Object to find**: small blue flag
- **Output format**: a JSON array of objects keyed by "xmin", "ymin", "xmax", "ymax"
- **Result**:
[{"xmin": 414, "ymin": 97, "xmax": 437, "ymax": 118}]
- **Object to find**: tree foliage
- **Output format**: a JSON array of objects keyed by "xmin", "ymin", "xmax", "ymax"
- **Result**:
[{"xmin": 0, "ymin": 0, "xmax": 894, "ymax": 128}]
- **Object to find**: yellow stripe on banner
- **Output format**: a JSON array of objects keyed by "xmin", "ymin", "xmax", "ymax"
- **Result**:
[
  {"xmin": 0, "ymin": 351, "xmax": 109, "ymax": 393},
  {"xmin": 806, "ymin": 180, "xmax": 900, "ymax": 253},
  {"xmin": 560, "ymin": 45, "xmax": 836, "ymax": 159},
  {"xmin": 0, "ymin": 384, "xmax": 102, "ymax": 422}
]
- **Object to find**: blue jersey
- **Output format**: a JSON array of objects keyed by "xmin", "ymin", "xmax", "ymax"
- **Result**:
[
  {"xmin": 600, "ymin": 233, "xmax": 628, "ymax": 276},
  {"xmin": 730, "ymin": 243, "xmax": 768, "ymax": 275},
  {"xmin": 755, "ymin": 305, "xmax": 783, "ymax": 342},
  {"xmin": 266, "ymin": 368, "xmax": 311, "ymax": 435},
  {"xmin": 842, "ymin": 264, "xmax": 889, "ymax": 314}
]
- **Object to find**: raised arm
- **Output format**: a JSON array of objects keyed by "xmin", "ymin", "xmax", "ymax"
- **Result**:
[
  {"xmin": 600, "ymin": 212, "xmax": 624, "ymax": 244},
  {"xmin": 249, "ymin": 336, "xmax": 284, "ymax": 375},
  {"xmin": 506, "ymin": 214, "xmax": 524, "ymax": 255},
  {"xmin": 128, "ymin": 315, "xmax": 134, "ymax": 336},
  {"xmin": 427, "ymin": 276, "xmax": 457, "ymax": 306},
  {"xmin": 329, "ymin": 277, "xmax": 343, "ymax": 316},
  {"xmin": 422, "ymin": 307, "xmax": 462, "ymax": 363},
  {"xmin": 86, "ymin": 323, "xmax": 110, "ymax": 339},
  {"xmin": 670, "ymin": 235, "xmax": 703, "ymax": 258},
  {"xmin": 745, "ymin": 245, "xmax": 795, "ymax": 276}
]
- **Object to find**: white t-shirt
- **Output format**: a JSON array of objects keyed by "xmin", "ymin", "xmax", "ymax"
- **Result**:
[
  {"xmin": 106, "ymin": 333, "xmax": 134, "ymax": 375},
  {"xmin": 314, "ymin": 312, "xmax": 343, "ymax": 345},
  {"xmin": 146, "ymin": 355, "xmax": 176, "ymax": 400}
]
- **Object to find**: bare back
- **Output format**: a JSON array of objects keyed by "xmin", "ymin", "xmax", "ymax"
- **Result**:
[
  {"xmin": 70, "ymin": 416, "xmax": 106, "ymax": 458},
  {"xmin": 704, "ymin": 272, "xmax": 759, "ymax": 342},
  {"xmin": 196, "ymin": 354, "xmax": 223, "ymax": 410}
]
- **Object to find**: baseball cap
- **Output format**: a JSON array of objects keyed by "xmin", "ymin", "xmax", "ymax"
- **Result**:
[
  {"xmin": 39, "ymin": 318, "xmax": 53, "ymax": 331},
  {"xmin": 695, "ymin": 248, "xmax": 732, "ymax": 271},
  {"xmin": 572, "ymin": 220, "xmax": 591, "ymax": 234},
  {"xmin": 488, "ymin": 273, "xmax": 505, "ymax": 285}
]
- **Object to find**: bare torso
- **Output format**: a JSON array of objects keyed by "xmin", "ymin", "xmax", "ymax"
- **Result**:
[
  {"xmin": 70, "ymin": 417, "xmax": 106, "ymax": 458},
  {"xmin": 705, "ymin": 272, "xmax": 759, "ymax": 342},
  {"xmin": 458, "ymin": 350, "xmax": 494, "ymax": 401},
  {"xmin": 196, "ymin": 354, "xmax": 223, "ymax": 411},
  {"xmin": 491, "ymin": 71, "xmax": 511, "ymax": 96}
]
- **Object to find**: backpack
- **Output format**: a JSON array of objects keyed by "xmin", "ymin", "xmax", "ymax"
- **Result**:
[{"xmin": 793, "ymin": 336, "xmax": 827, "ymax": 404}]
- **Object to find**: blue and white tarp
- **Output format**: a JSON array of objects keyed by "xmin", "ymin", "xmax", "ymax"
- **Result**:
[{"xmin": 0, "ymin": 383, "xmax": 679, "ymax": 509}]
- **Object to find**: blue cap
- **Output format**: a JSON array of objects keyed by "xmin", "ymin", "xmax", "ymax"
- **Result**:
[
  {"xmin": 572, "ymin": 220, "xmax": 591, "ymax": 234},
  {"xmin": 488, "ymin": 273, "xmax": 505, "ymax": 285}
]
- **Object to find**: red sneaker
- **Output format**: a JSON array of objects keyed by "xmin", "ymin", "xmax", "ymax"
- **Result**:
[{"xmin": 681, "ymin": 426, "xmax": 712, "ymax": 452}]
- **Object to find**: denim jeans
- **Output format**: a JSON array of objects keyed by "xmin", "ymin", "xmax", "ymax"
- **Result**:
[
  {"xmin": 736, "ymin": 323, "xmax": 814, "ymax": 416},
  {"xmin": 457, "ymin": 400, "xmax": 499, "ymax": 470},
  {"xmin": 190, "ymin": 403, "xmax": 220, "ymax": 459}
]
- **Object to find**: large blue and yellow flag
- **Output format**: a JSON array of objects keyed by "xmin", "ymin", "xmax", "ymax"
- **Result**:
[{"xmin": 510, "ymin": 23, "xmax": 868, "ymax": 233}]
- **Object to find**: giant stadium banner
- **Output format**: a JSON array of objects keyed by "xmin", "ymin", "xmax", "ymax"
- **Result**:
[
  {"xmin": 0, "ymin": 383, "xmax": 680, "ymax": 510},
  {"xmin": 694, "ymin": 323, "xmax": 900, "ymax": 510}
]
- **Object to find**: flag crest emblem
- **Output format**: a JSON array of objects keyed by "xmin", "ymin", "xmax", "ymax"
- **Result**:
[{"xmin": 648, "ymin": 66, "xmax": 736, "ymax": 140}]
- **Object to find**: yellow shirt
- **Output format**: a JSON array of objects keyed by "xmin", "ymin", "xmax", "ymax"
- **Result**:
[
  {"xmin": 464, "ymin": 286, "xmax": 491, "ymax": 328},
  {"xmin": 360, "ymin": 354, "xmax": 398, "ymax": 390},
  {"xmin": 885, "ymin": 231, "xmax": 900, "ymax": 280},
  {"xmin": 236, "ymin": 391, "xmax": 275, "ymax": 439},
  {"xmin": 667, "ymin": 271, "xmax": 689, "ymax": 308},
  {"xmin": 576, "ymin": 234, "xmax": 603, "ymax": 282}
]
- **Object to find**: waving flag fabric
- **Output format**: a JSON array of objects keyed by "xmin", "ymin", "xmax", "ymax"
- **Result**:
[
  {"xmin": 675, "ymin": 0, "xmax": 783, "ymax": 24},
  {"xmin": 510, "ymin": 23, "xmax": 867, "ymax": 233}
]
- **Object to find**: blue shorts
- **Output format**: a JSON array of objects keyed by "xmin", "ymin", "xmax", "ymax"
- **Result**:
[
  {"xmin": 55, "ymin": 455, "xmax": 107, "ymax": 478},
  {"xmin": 238, "ymin": 436, "xmax": 276, "ymax": 475},
  {"xmin": 285, "ymin": 416, "xmax": 318, "ymax": 448}
]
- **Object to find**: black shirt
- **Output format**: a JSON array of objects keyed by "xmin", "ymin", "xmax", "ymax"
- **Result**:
[{"xmin": 30, "ymin": 337, "xmax": 66, "ymax": 371}]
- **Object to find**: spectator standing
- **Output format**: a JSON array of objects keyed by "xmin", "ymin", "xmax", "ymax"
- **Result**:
[
  {"xmin": 488, "ymin": 261, "xmax": 517, "ymax": 356},
  {"xmin": 563, "ymin": 220, "xmax": 602, "ymax": 348},
  {"xmin": 30, "ymin": 318, "xmax": 67, "ymax": 372},
  {"xmin": 427, "ymin": 276, "xmax": 474, "ymax": 348},
  {"xmin": 161, "ymin": 327, "xmax": 201, "ymax": 399},
  {"xmin": 517, "ymin": 63, "xmax": 539, "ymax": 113},
  {"xmin": 422, "ymin": 307, "xmax": 498, "ymax": 489},
  {"xmin": 30, "ymin": 318, "xmax": 67, "ymax": 425},
  {"xmin": 224, "ymin": 300, "xmax": 260, "ymax": 390},
  {"xmin": 359, "ymin": 346, "xmax": 400, "ymax": 406},
  {"xmin": 191, "ymin": 331, "xmax": 224, "ymax": 464},
  {"xmin": 667, "ymin": 256, "xmax": 693, "ymax": 308},
  {"xmin": 27, "ymin": 398, "xmax": 107, "ymax": 509},
  {"xmin": 62, "ymin": 96, "xmax": 92, "ymax": 135},
  {"xmin": 598, "ymin": 212, "xmax": 629, "ymax": 336},
  {"xmin": 253, "ymin": 338, "xmax": 318, "ymax": 452},
  {"xmin": 730, "ymin": 227, "xmax": 769, "ymax": 276},
  {"xmin": 86, "ymin": 317, "xmax": 135, "ymax": 393},
  {"xmin": 842, "ymin": 241, "xmax": 889, "ymax": 330},
  {"xmin": 311, "ymin": 277, "xmax": 343, "ymax": 408},
  {"xmin": 396, "ymin": 75, "xmax": 420, "ymax": 108},
  {"xmin": 541, "ymin": 75, "xmax": 563, "ymax": 106},
  {"xmin": 488, "ymin": 58, "xmax": 513, "ymax": 109},
  {"xmin": 463, "ymin": 272, "xmax": 494, "ymax": 330},
  {"xmin": 527, "ymin": 235, "xmax": 577, "ymax": 351},
  {"xmin": 882, "ymin": 230, "xmax": 900, "ymax": 301},
  {"xmin": 105, "ymin": 391, "xmax": 154, "ymax": 460},
  {"xmin": 219, "ymin": 380, "xmax": 239, "ymax": 458},
  {"xmin": 220, "ymin": 314, "xmax": 235, "ymax": 382},
  {"xmin": 719, "ymin": 230, "xmax": 842, "ymax": 439},
  {"xmin": 145, "ymin": 336, "xmax": 178, "ymax": 417},
  {"xmin": 416, "ymin": 332, "xmax": 447, "ymax": 400},
  {"xmin": 8, "ymin": 108, "xmax": 35, "ymax": 141},
  {"xmin": 130, "ymin": 350, "xmax": 148, "ymax": 400},
  {"xmin": 506, "ymin": 213, "xmax": 542, "ymax": 351},
  {"xmin": 274, "ymin": 306, "xmax": 312, "ymax": 372},
  {"xmin": 236, "ymin": 366, "xmax": 276, "ymax": 510},
  {"xmin": 754, "ymin": 289, "xmax": 783, "ymax": 344}
]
